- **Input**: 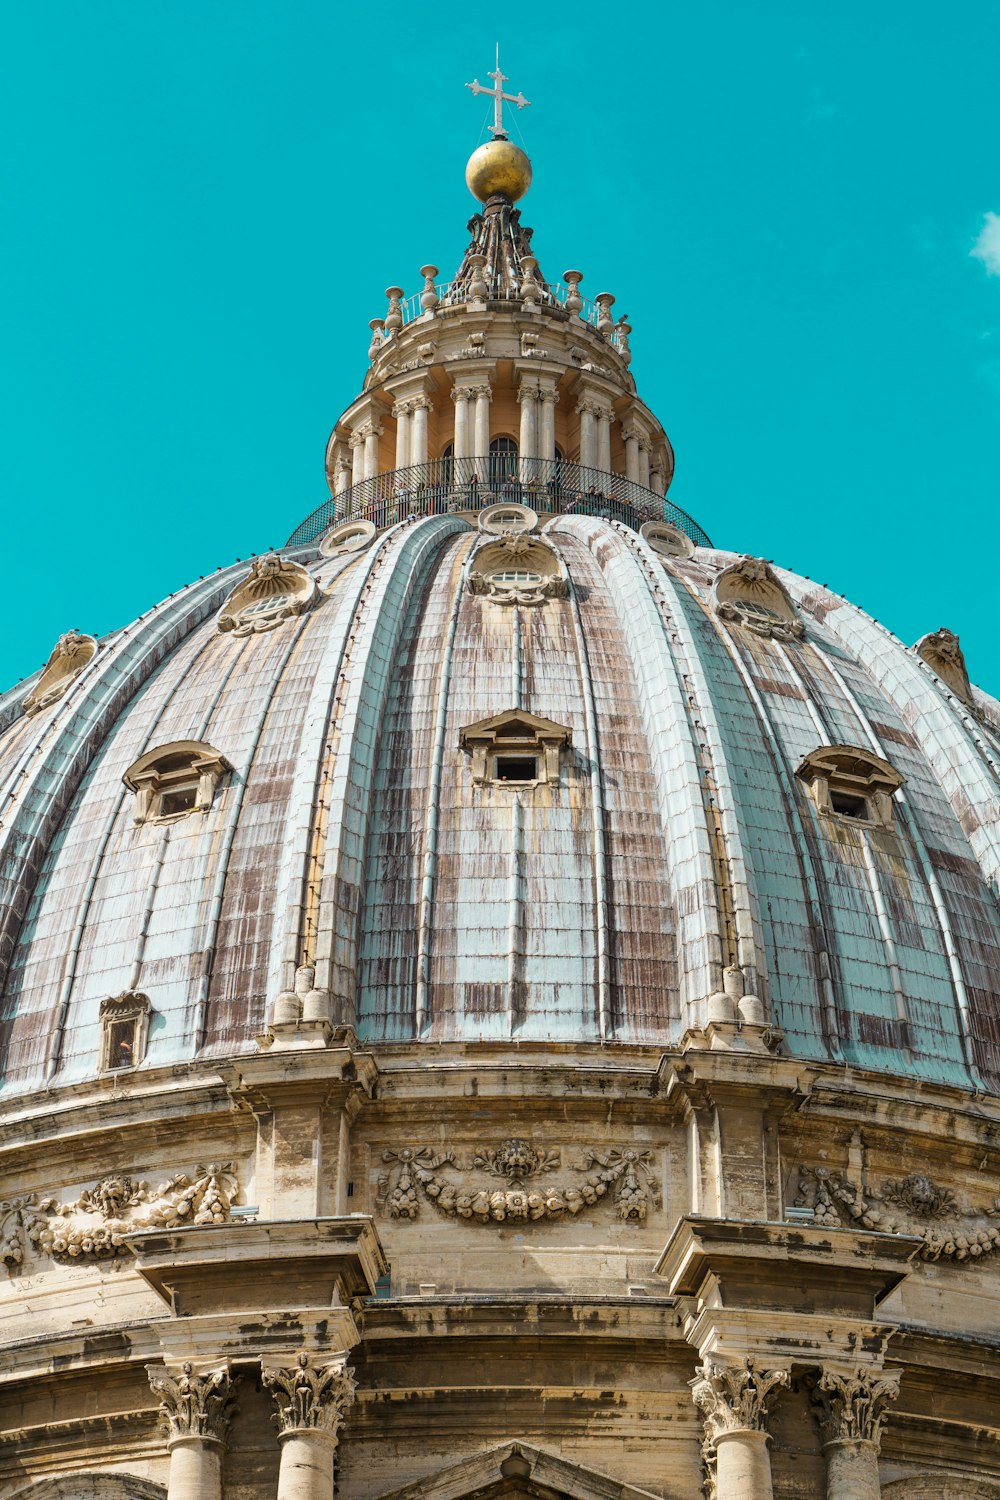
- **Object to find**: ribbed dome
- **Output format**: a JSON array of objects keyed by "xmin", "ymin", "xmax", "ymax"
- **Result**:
[{"xmin": 2, "ymin": 514, "xmax": 999, "ymax": 1096}]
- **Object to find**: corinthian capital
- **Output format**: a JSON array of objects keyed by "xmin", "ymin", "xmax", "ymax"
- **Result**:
[
  {"xmin": 147, "ymin": 1362, "xmax": 237, "ymax": 1446},
  {"xmin": 691, "ymin": 1358, "xmax": 789, "ymax": 1441},
  {"xmin": 262, "ymin": 1352, "xmax": 357, "ymax": 1440},
  {"xmin": 814, "ymin": 1366, "xmax": 901, "ymax": 1449}
]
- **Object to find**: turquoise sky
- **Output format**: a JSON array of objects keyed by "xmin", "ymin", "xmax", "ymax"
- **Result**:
[{"xmin": 3, "ymin": 3, "xmax": 999, "ymax": 694}]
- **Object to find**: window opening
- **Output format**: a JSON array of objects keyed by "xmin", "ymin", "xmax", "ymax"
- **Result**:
[
  {"xmin": 491, "ymin": 570, "xmax": 542, "ymax": 586},
  {"xmin": 494, "ymin": 755, "xmax": 538, "ymax": 782},
  {"xmin": 107, "ymin": 1018, "xmax": 136, "ymax": 1069},
  {"xmin": 830, "ymin": 791, "xmax": 869, "ymax": 820},
  {"xmin": 488, "ymin": 436, "xmax": 518, "ymax": 486}
]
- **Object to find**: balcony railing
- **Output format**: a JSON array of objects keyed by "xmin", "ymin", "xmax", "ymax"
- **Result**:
[
  {"xmin": 387, "ymin": 281, "xmax": 625, "ymax": 351},
  {"xmin": 285, "ymin": 458, "xmax": 711, "ymax": 550}
]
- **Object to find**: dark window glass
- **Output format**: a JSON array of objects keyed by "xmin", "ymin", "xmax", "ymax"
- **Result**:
[{"xmin": 494, "ymin": 756, "xmax": 538, "ymax": 783}]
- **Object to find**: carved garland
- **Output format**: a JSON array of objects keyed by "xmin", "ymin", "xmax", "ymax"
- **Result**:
[
  {"xmin": 795, "ymin": 1165, "xmax": 1000, "ymax": 1263},
  {"xmin": 0, "ymin": 1164, "xmax": 238, "ymax": 1271},
  {"xmin": 379, "ymin": 1137, "xmax": 659, "ymax": 1224}
]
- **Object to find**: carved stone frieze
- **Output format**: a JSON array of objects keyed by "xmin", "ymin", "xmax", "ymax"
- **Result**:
[
  {"xmin": 812, "ymin": 1366, "xmax": 901, "ymax": 1448},
  {"xmin": 691, "ymin": 1358, "xmax": 789, "ymax": 1440},
  {"xmin": 148, "ymin": 1362, "xmax": 237, "ymax": 1445},
  {"xmin": 3, "ymin": 1164, "xmax": 238, "ymax": 1269},
  {"xmin": 378, "ymin": 1138, "xmax": 659, "ymax": 1224},
  {"xmin": 795, "ymin": 1164, "xmax": 1000, "ymax": 1262},
  {"xmin": 262, "ymin": 1353, "xmax": 356, "ymax": 1439}
]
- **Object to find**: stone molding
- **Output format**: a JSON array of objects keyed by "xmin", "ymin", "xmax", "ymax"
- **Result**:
[
  {"xmin": 147, "ymin": 1361, "xmax": 237, "ymax": 1447},
  {"xmin": 262, "ymin": 1352, "xmax": 356, "ymax": 1440},
  {"xmin": 813, "ymin": 1366, "xmax": 901, "ymax": 1448}
]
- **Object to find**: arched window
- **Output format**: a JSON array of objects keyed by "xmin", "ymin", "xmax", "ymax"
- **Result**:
[
  {"xmin": 124, "ymin": 741, "xmax": 232, "ymax": 825},
  {"xmin": 440, "ymin": 441, "xmax": 455, "ymax": 486},
  {"xmin": 489, "ymin": 435, "xmax": 518, "ymax": 487}
]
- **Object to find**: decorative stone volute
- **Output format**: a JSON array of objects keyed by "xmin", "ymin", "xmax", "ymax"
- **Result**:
[
  {"xmin": 22, "ymin": 630, "xmax": 98, "ymax": 715},
  {"xmin": 813, "ymin": 1366, "xmax": 901, "ymax": 1448},
  {"xmin": 914, "ymin": 626, "xmax": 973, "ymax": 704}
]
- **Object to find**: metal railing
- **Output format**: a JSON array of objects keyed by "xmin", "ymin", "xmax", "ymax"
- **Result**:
[
  {"xmin": 285, "ymin": 458, "xmax": 711, "ymax": 549},
  {"xmin": 388, "ymin": 281, "xmax": 624, "ymax": 350}
]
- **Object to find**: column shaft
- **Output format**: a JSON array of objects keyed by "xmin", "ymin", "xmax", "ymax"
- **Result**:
[
  {"xmin": 578, "ymin": 406, "xmax": 597, "ymax": 468},
  {"xmin": 715, "ymin": 1428, "xmax": 774, "ymax": 1500},
  {"xmin": 638, "ymin": 441, "xmax": 651, "ymax": 489},
  {"xmin": 518, "ymin": 387, "xmax": 538, "ymax": 471},
  {"xmin": 824, "ymin": 1438, "xmax": 881, "ymax": 1500},
  {"xmin": 624, "ymin": 432, "xmax": 640, "ymax": 482},
  {"xmin": 363, "ymin": 426, "xmax": 380, "ymax": 481},
  {"xmin": 394, "ymin": 406, "xmax": 410, "ymax": 471},
  {"xmin": 276, "ymin": 1432, "xmax": 336, "ymax": 1500},
  {"xmin": 473, "ymin": 387, "xmax": 491, "ymax": 460},
  {"xmin": 350, "ymin": 436, "xmax": 364, "ymax": 487},
  {"xmin": 539, "ymin": 393, "xmax": 557, "ymax": 463},
  {"xmin": 453, "ymin": 392, "xmax": 471, "ymax": 460},
  {"xmin": 411, "ymin": 402, "xmax": 429, "ymax": 465},
  {"xmin": 166, "ymin": 1437, "xmax": 222, "ymax": 1500},
  {"xmin": 597, "ymin": 410, "xmax": 612, "ymax": 474}
]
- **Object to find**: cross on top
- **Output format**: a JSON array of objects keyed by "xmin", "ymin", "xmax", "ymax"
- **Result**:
[{"xmin": 466, "ymin": 46, "xmax": 530, "ymax": 140}]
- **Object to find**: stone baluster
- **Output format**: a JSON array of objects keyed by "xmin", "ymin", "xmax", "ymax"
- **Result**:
[
  {"xmin": 538, "ymin": 389, "xmax": 558, "ymax": 464},
  {"xmin": 349, "ymin": 431, "xmax": 365, "ymax": 488},
  {"xmin": 419, "ymin": 265, "xmax": 439, "ymax": 313},
  {"xmin": 468, "ymin": 253, "xmax": 488, "ymax": 303},
  {"xmin": 393, "ymin": 401, "xmax": 411, "ymax": 472},
  {"xmin": 362, "ymin": 421, "xmax": 382, "ymax": 482},
  {"xmin": 622, "ymin": 423, "xmax": 641, "ymax": 484},
  {"xmin": 410, "ymin": 397, "xmax": 431, "ymax": 466},
  {"xmin": 148, "ymin": 1361, "xmax": 237, "ymax": 1500},
  {"xmin": 520, "ymin": 254, "xmax": 540, "ymax": 312},
  {"xmin": 384, "ymin": 286, "xmax": 404, "ymax": 334},
  {"xmin": 263, "ymin": 1353, "xmax": 356, "ymax": 1500},
  {"xmin": 813, "ymin": 1366, "xmax": 901, "ymax": 1500},
  {"xmin": 518, "ymin": 382, "xmax": 539, "ymax": 475},
  {"xmin": 577, "ymin": 399, "xmax": 599, "ymax": 470},
  {"xmin": 472, "ymin": 383, "xmax": 492, "ymax": 462},
  {"xmin": 452, "ymin": 388, "xmax": 472, "ymax": 460},
  {"xmin": 595, "ymin": 291, "xmax": 616, "ymax": 338},
  {"xmin": 691, "ymin": 1358, "xmax": 789, "ymax": 1500},
  {"xmin": 563, "ymin": 269, "xmax": 584, "ymax": 315}
]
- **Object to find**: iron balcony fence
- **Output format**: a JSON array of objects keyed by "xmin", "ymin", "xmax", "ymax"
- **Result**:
[{"xmin": 286, "ymin": 458, "xmax": 712, "ymax": 550}]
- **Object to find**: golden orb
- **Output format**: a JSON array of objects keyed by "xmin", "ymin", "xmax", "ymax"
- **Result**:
[{"xmin": 465, "ymin": 139, "xmax": 532, "ymax": 203}]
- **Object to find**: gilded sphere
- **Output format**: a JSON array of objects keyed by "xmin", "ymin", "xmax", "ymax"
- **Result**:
[{"xmin": 465, "ymin": 139, "xmax": 532, "ymax": 203}]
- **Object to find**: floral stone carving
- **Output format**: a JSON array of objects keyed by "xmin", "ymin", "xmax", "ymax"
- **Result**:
[
  {"xmin": 2, "ymin": 1164, "xmax": 238, "ymax": 1269},
  {"xmin": 691, "ymin": 1358, "xmax": 789, "ymax": 1437},
  {"xmin": 263, "ymin": 1353, "xmax": 356, "ymax": 1439},
  {"xmin": 795, "ymin": 1164, "xmax": 1000, "ymax": 1262},
  {"xmin": 812, "ymin": 1366, "xmax": 901, "ymax": 1448},
  {"xmin": 148, "ymin": 1362, "xmax": 238, "ymax": 1445},
  {"xmin": 379, "ymin": 1138, "xmax": 659, "ymax": 1224}
]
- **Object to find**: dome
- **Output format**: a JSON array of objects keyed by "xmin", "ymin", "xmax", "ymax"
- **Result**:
[{"xmin": 2, "ymin": 526, "xmax": 999, "ymax": 1092}]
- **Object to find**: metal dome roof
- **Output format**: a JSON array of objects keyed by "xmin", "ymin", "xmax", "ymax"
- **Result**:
[{"xmin": 1, "ymin": 513, "xmax": 999, "ymax": 1097}]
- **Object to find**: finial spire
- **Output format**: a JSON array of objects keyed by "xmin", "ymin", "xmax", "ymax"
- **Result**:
[{"xmin": 466, "ymin": 45, "xmax": 530, "ymax": 140}]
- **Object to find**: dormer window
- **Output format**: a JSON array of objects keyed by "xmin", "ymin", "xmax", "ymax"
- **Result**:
[
  {"xmin": 712, "ymin": 556, "xmax": 804, "ymax": 642},
  {"xmin": 795, "ymin": 745, "xmax": 904, "ymax": 830},
  {"xmin": 124, "ymin": 741, "xmax": 232, "ymax": 826},
  {"xmin": 217, "ymin": 553, "xmax": 318, "ymax": 636},
  {"xmin": 99, "ymin": 990, "xmax": 151, "ymax": 1073},
  {"xmin": 468, "ymin": 534, "xmax": 567, "ymax": 606},
  {"xmin": 478, "ymin": 501, "xmax": 537, "ymax": 536},
  {"xmin": 460, "ymin": 710, "xmax": 572, "ymax": 788},
  {"xmin": 640, "ymin": 521, "xmax": 695, "ymax": 561}
]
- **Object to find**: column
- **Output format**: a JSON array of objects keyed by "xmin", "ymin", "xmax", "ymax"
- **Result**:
[
  {"xmin": 148, "ymin": 1362, "xmax": 236, "ymax": 1500},
  {"xmin": 518, "ymin": 381, "xmax": 538, "ymax": 475},
  {"xmin": 393, "ymin": 401, "xmax": 411, "ymax": 472},
  {"xmin": 622, "ymin": 424, "xmax": 640, "ymax": 483},
  {"xmin": 349, "ymin": 432, "xmax": 365, "ymax": 488},
  {"xmin": 452, "ymin": 388, "xmax": 471, "ymax": 460},
  {"xmin": 576, "ymin": 399, "xmax": 598, "ymax": 469},
  {"xmin": 638, "ymin": 438, "xmax": 651, "ymax": 489},
  {"xmin": 334, "ymin": 453, "xmax": 351, "ymax": 497},
  {"xmin": 472, "ymin": 383, "xmax": 492, "ymax": 463},
  {"xmin": 363, "ymin": 421, "xmax": 382, "ymax": 481},
  {"xmin": 538, "ymin": 388, "xmax": 558, "ymax": 464},
  {"xmin": 691, "ymin": 1359, "xmax": 789, "ymax": 1500},
  {"xmin": 814, "ymin": 1367, "xmax": 900, "ymax": 1500},
  {"xmin": 263, "ymin": 1353, "xmax": 357, "ymax": 1500},
  {"xmin": 596, "ymin": 406, "xmax": 613, "ymax": 475},
  {"xmin": 650, "ymin": 462, "xmax": 665, "ymax": 496},
  {"xmin": 410, "ymin": 398, "xmax": 430, "ymax": 466}
]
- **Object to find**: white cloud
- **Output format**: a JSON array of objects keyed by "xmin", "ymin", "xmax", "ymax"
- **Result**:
[{"xmin": 972, "ymin": 213, "xmax": 1000, "ymax": 276}]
